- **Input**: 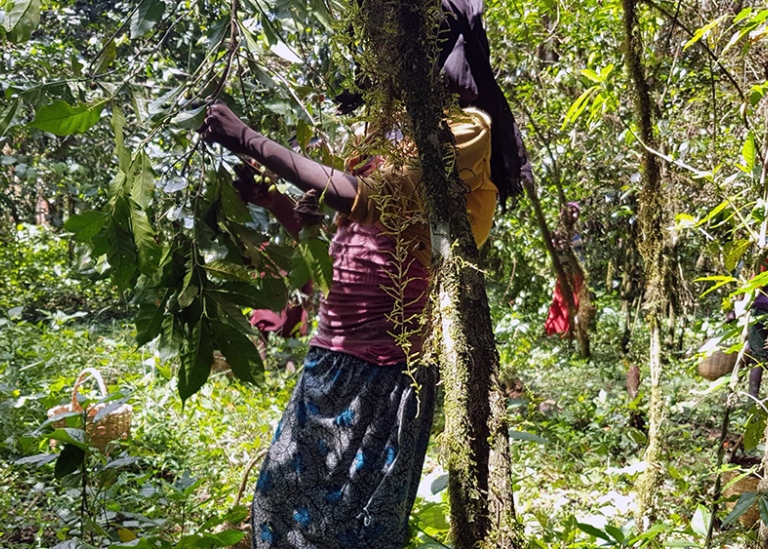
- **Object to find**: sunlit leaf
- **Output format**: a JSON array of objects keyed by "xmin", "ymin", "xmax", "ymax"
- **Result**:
[
  {"xmin": 684, "ymin": 15, "xmax": 727, "ymax": 50},
  {"xmin": 2, "ymin": 0, "xmax": 41, "ymax": 42},
  {"xmin": 29, "ymin": 100, "xmax": 105, "ymax": 136},
  {"xmin": 204, "ymin": 260, "xmax": 252, "ymax": 282},
  {"xmin": 561, "ymin": 86, "xmax": 599, "ymax": 129},
  {"xmin": 576, "ymin": 522, "xmax": 612, "ymax": 541}
]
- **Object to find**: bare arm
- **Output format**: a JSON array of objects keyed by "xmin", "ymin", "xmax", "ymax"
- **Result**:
[{"xmin": 200, "ymin": 101, "xmax": 358, "ymax": 213}]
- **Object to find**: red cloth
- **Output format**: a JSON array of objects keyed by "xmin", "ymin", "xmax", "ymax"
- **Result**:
[
  {"xmin": 545, "ymin": 275, "xmax": 583, "ymax": 336},
  {"xmin": 250, "ymin": 281, "xmax": 312, "ymax": 339}
]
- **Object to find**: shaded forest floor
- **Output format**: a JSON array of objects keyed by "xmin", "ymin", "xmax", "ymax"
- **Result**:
[{"xmin": 0, "ymin": 297, "xmax": 762, "ymax": 549}]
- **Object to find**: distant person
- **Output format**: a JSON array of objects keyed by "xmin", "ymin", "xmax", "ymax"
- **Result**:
[{"xmin": 545, "ymin": 201, "xmax": 585, "ymax": 336}]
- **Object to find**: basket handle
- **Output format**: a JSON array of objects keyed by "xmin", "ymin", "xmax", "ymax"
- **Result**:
[{"xmin": 71, "ymin": 368, "xmax": 109, "ymax": 408}]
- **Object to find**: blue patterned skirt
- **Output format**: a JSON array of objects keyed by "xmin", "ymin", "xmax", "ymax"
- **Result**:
[{"xmin": 251, "ymin": 346, "xmax": 437, "ymax": 549}]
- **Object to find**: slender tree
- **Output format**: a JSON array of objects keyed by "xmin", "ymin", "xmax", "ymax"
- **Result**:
[
  {"xmin": 622, "ymin": 0, "xmax": 669, "ymax": 528},
  {"xmin": 355, "ymin": 0, "xmax": 521, "ymax": 546}
]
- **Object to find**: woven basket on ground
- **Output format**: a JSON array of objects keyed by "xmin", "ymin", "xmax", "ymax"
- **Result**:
[
  {"xmin": 46, "ymin": 368, "xmax": 132, "ymax": 453},
  {"xmin": 698, "ymin": 350, "xmax": 738, "ymax": 381},
  {"xmin": 722, "ymin": 470, "xmax": 761, "ymax": 528}
]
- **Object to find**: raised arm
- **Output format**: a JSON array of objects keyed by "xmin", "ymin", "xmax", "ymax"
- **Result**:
[{"xmin": 200, "ymin": 101, "xmax": 358, "ymax": 213}]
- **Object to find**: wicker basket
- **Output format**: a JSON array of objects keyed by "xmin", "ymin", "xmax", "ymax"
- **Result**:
[
  {"xmin": 698, "ymin": 350, "xmax": 738, "ymax": 381},
  {"xmin": 722, "ymin": 470, "xmax": 761, "ymax": 528},
  {"xmin": 46, "ymin": 368, "xmax": 132, "ymax": 453}
]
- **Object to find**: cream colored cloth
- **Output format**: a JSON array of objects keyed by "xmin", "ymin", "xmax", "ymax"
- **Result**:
[{"xmin": 348, "ymin": 108, "xmax": 497, "ymax": 267}]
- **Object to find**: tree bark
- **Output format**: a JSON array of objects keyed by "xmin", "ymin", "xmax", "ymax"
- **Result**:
[
  {"xmin": 621, "ymin": 0, "xmax": 668, "ymax": 529},
  {"xmin": 358, "ymin": 1, "xmax": 522, "ymax": 546}
]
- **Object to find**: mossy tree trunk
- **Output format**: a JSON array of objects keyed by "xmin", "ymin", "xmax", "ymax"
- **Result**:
[
  {"xmin": 622, "ymin": 0, "xmax": 669, "ymax": 529},
  {"xmin": 357, "ymin": 1, "xmax": 522, "ymax": 547}
]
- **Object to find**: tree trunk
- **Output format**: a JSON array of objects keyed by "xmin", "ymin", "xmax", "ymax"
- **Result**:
[
  {"xmin": 360, "ymin": 1, "xmax": 522, "ymax": 546},
  {"xmin": 622, "ymin": 0, "xmax": 668, "ymax": 528}
]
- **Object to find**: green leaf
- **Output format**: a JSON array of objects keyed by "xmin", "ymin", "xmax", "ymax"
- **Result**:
[
  {"xmin": 291, "ymin": 238, "xmax": 332, "ymax": 295},
  {"xmin": 179, "ymin": 317, "xmax": 214, "ymax": 402},
  {"xmin": 759, "ymin": 496, "xmax": 768, "ymax": 527},
  {"xmin": 28, "ymin": 100, "xmax": 105, "ymax": 136},
  {"xmin": 723, "ymin": 491, "xmax": 760, "ymax": 525},
  {"xmin": 744, "ymin": 408, "xmax": 766, "ymax": 451},
  {"xmin": 210, "ymin": 281, "xmax": 287, "ymax": 311},
  {"xmin": 430, "ymin": 474, "xmax": 448, "ymax": 494},
  {"xmin": 14, "ymin": 453, "xmax": 58, "ymax": 467},
  {"xmin": 130, "ymin": 201, "xmax": 161, "ymax": 274},
  {"xmin": 580, "ymin": 69, "xmax": 601, "ymax": 83},
  {"xmin": 55, "ymin": 444, "xmax": 85, "ymax": 478},
  {"xmin": 94, "ymin": 40, "xmax": 117, "ymax": 74},
  {"xmin": 208, "ymin": 530, "xmax": 246, "ymax": 547},
  {"xmin": 159, "ymin": 313, "xmax": 185, "ymax": 362},
  {"xmin": 130, "ymin": 0, "xmax": 165, "ymax": 39},
  {"xmin": 724, "ymin": 239, "xmax": 751, "ymax": 273},
  {"xmin": 136, "ymin": 294, "xmax": 169, "ymax": 346},
  {"xmin": 690, "ymin": 504, "xmax": 710, "ymax": 537},
  {"xmin": 509, "ymin": 430, "xmax": 548, "ymax": 444},
  {"xmin": 683, "ymin": 15, "xmax": 727, "ymax": 50},
  {"xmin": 64, "ymin": 211, "xmax": 108, "ymax": 242},
  {"xmin": 695, "ymin": 199, "xmax": 730, "ymax": 227},
  {"xmin": 170, "ymin": 105, "xmax": 206, "ymax": 129},
  {"xmin": 576, "ymin": 522, "xmax": 612, "ymax": 541},
  {"xmin": 178, "ymin": 266, "xmax": 201, "ymax": 309},
  {"xmin": 107, "ymin": 202, "xmax": 139, "ymax": 290},
  {"xmin": 0, "ymin": 97, "xmax": 20, "ymax": 137},
  {"xmin": 204, "ymin": 260, "xmax": 252, "ymax": 282},
  {"xmin": 47, "ymin": 428, "xmax": 89, "ymax": 451},
  {"xmin": 742, "ymin": 132, "xmax": 756, "ymax": 173},
  {"xmin": 561, "ymin": 86, "xmax": 599, "ymax": 129},
  {"xmin": 111, "ymin": 106, "xmax": 131, "ymax": 174},
  {"xmin": 220, "ymin": 179, "xmax": 251, "ymax": 223},
  {"xmin": 2, "ymin": 0, "xmax": 41, "ymax": 42},
  {"xmin": 694, "ymin": 275, "xmax": 737, "ymax": 297},
  {"xmin": 603, "ymin": 524, "xmax": 624, "ymax": 542},
  {"xmin": 211, "ymin": 321, "xmax": 264, "ymax": 384}
]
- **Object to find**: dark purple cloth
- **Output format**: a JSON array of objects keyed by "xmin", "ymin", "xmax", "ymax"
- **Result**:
[{"xmin": 438, "ymin": 0, "xmax": 533, "ymax": 206}]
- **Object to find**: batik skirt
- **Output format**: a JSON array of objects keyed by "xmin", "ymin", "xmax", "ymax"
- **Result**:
[{"xmin": 251, "ymin": 346, "xmax": 437, "ymax": 549}]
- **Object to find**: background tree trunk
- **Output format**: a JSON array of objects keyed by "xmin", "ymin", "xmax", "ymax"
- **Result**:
[{"xmin": 622, "ymin": 0, "xmax": 669, "ymax": 528}]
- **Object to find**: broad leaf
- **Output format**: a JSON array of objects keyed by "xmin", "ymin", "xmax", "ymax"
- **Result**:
[
  {"xmin": 47, "ymin": 428, "xmax": 89, "ymax": 451},
  {"xmin": 2, "ymin": 0, "xmax": 41, "ymax": 42},
  {"xmin": 55, "ymin": 444, "xmax": 85, "ymax": 478},
  {"xmin": 204, "ymin": 260, "xmax": 252, "ymax": 282},
  {"xmin": 159, "ymin": 313, "xmax": 185, "ymax": 362},
  {"xmin": 29, "ymin": 100, "xmax": 105, "ymax": 136},
  {"xmin": 221, "ymin": 179, "xmax": 251, "ymax": 223},
  {"xmin": 130, "ymin": 201, "xmax": 161, "ymax": 274},
  {"xmin": 64, "ymin": 211, "xmax": 108, "ymax": 242},
  {"xmin": 723, "ymin": 491, "xmax": 760, "ymax": 525},
  {"xmin": 136, "ymin": 294, "xmax": 169, "ymax": 346},
  {"xmin": 212, "ymin": 320, "xmax": 264, "ymax": 384},
  {"xmin": 0, "ymin": 97, "xmax": 20, "ymax": 137},
  {"xmin": 178, "ymin": 317, "xmax": 214, "ymax": 402},
  {"xmin": 130, "ymin": 0, "xmax": 165, "ymax": 39}
]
